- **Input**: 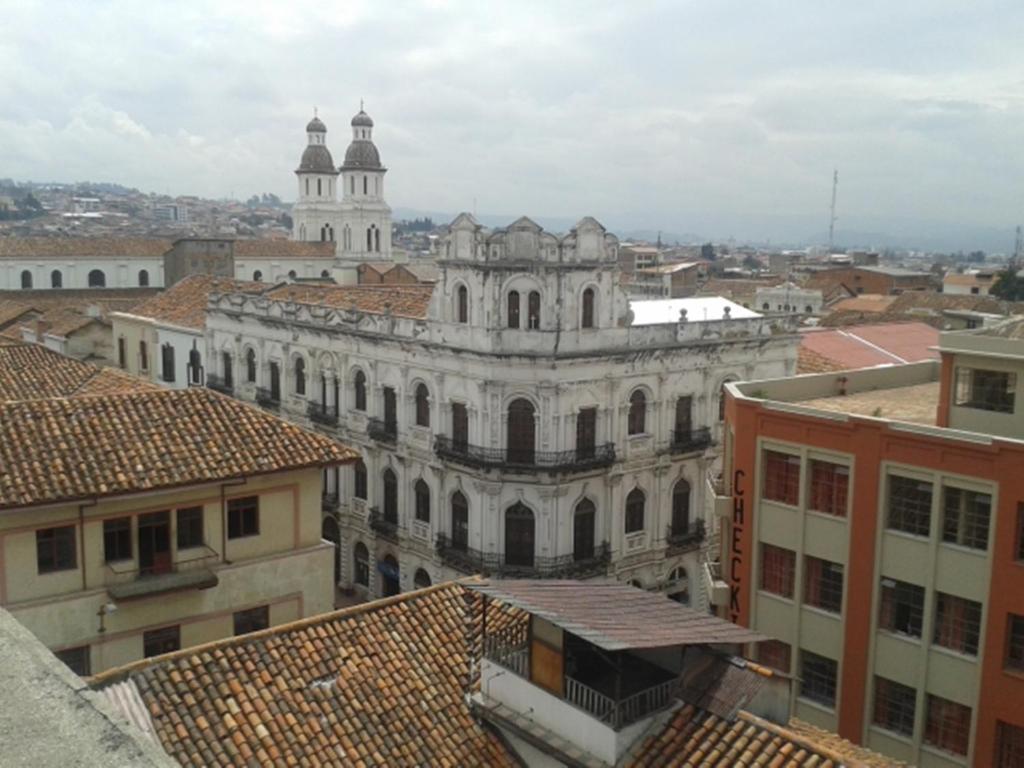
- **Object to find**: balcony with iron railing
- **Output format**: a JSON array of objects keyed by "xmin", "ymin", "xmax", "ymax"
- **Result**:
[
  {"xmin": 434, "ymin": 436, "xmax": 616, "ymax": 473},
  {"xmin": 667, "ymin": 427, "xmax": 712, "ymax": 454},
  {"xmin": 104, "ymin": 545, "xmax": 220, "ymax": 601},
  {"xmin": 254, "ymin": 387, "xmax": 280, "ymax": 410},
  {"xmin": 436, "ymin": 535, "xmax": 610, "ymax": 579},
  {"xmin": 307, "ymin": 401, "xmax": 339, "ymax": 427},
  {"xmin": 368, "ymin": 507, "xmax": 399, "ymax": 541},
  {"xmin": 205, "ymin": 374, "xmax": 233, "ymax": 396},
  {"xmin": 367, "ymin": 417, "xmax": 397, "ymax": 444},
  {"xmin": 665, "ymin": 519, "xmax": 705, "ymax": 553}
]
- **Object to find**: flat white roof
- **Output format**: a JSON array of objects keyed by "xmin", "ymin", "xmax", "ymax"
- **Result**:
[{"xmin": 630, "ymin": 296, "xmax": 761, "ymax": 325}]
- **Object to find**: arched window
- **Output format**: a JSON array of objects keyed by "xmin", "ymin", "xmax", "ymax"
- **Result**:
[
  {"xmin": 581, "ymin": 288, "xmax": 595, "ymax": 329},
  {"xmin": 672, "ymin": 479, "xmax": 691, "ymax": 535},
  {"xmin": 269, "ymin": 361, "xmax": 281, "ymax": 401},
  {"xmin": 354, "ymin": 542, "xmax": 369, "ymax": 586},
  {"xmin": 625, "ymin": 488, "xmax": 645, "ymax": 534},
  {"xmin": 245, "ymin": 348, "xmax": 257, "ymax": 383},
  {"xmin": 505, "ymin": 503, "xmax": 535, "ymax": 568},
  {"xmin": 382, "ymin": 468, "xmax": 398, "ymax": 523},
  {"xmin": 415, "ymin": 383, "xmax": 430, "ymax": 427},
  {"xmin": 253, "ymin": 270, "xmax": 262, "ymax": 282},
  {"xmin": 321, "ymin": 269, "xmax": 330, "ymax": 278},
  {"xmin": 50, "ymin": 270, "xmax": 62, "ymax": 288},
  {"xmin": 188, "ymin": 347, "xmax": 201, "ymax": 385},
  {"xmin": 288, "ymin": 270, "xmax": 297, "ymax": 280},
  {"xmin": 305, "ymin": 178, "xmax": 310, "ymax": 196},
  {"xmin": 457, "ymin": 284, "xmax": 468, "ymax": 323},
  {"xmin": 628, "ymin": 390, "xmax": 647, "ymax": 435},
  {"xmin": 805, "ymin": 305, "xmax": 813, "ymax": 313},
  {"xmin": 353, "ymin": 459, "xmax": 367, "ymax": 500},
  {"xmin": 414, "ymin": 479, "xmax": 430, "ymax": 523},
  {"xmin": 138, "ymin": 269, "xmax": 149, "ymax": 287},
  {"xmin": 317, "ymin": 178, "xmax": 322, "ymax": 196},
  {"xmin": 414, "ymin": 568, "xmax": 431, "ymax": 589},
  {"xmin": 762, "ymin": 302, "xmax": 770, "ymax": 310},
  {"xmin": 20, "ymin": 270, "xmax": 32, "ymax": 289},
  {"xmin": 363, "ymin": 175, "xmax": 368, "ymax": 195},
  {"xmin": 367, "ymin": 227, "xmax": 373, "ymax": 251},
  {"xmin": 382, "ymin": 554, "xmax": 400, "ymax": 597},
  {"xmin": 507, "ymin": 290, "xmax": 520, "ymax": 329},
  {"xmin": 161, "ymin": 343, "xmax": 176, "ymax": 383},
  {"xmin": 574, "ymin": 499, "xmax": 596, "ymax": 561},
  {"xmin": 354, "ymin": 370, "xmax": 367, "ymax": 411},
  {"xmin": 350, "ymin": 176, "xmax": 355, "ymax": 195},
  {"xmin": 506, "ymin": 398, "xmax": 535, "ymax": 465},
  {"xmin": 374, "ymin": 228, "xmax": 380, "ymax": 252},
  {"xmin": 294, "ymin": 357, "xmax": 306, "ymax": 396},
  {"xmin": 451, "ymin": 491, "xmax": 469, "ymax": 551},
  {"xmin": 527, "ymin": 291, "xmax": 541, "ymax": 329},
  {"xmin": 87, "ymin": 269, "xmax": 105, "ymax": 287}
]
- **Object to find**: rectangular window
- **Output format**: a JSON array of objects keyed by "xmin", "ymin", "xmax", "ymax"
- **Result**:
[
  {"xmin": 233, "ymin": 605, "xmax": 270, "ymax": 636},
  {"xmin": 1017, "ymin": 503, "xmax": 1024, "ymax": 561},
  {"xmin": 576, "ymin": 407, "xmax": 596, "ymax": 459},
  {"xmin": 808, "ymin": 460, "xmax": 849, "ymax": 517},
  {"xmin": 222, "ymin": 352, "xmax": 233, "ymax": 389},
  {"xmin": 227, "ymin": 496, "xmax": 259, "ymax": 539},
  {"xmin": 139, "ymin": 341, "xmax": 149, "ymax": 372},
  {"xmin": 955, "ymin": 366, "xmax": 1016, "ymax": 413},
  {"xmin": 941, "ymin": 486, "xmax": 991, "ymax": 550},
  {"xmin": 161, "ymin": 344, "xmax": 175, "ymax": 383},
  {"xmin": 799, "ymin": 651, "xmax": 837, "ymax": 708},
  {"xmin": 878, "ymin": 578, "xmax": 925, "ymax": 638},
  {"xmin": 933, "ymin": 592, "xmax": 982, "ymax": 656},
  {"xmin": 760, "ymin": 544, "xmax": 795, "ymax": 598},
  {"xmin": 998, "ymin": 721, "xmax": 1024, "ymax": 768},
  {"xmin": 1007, "ymin": 613, "xmax": 1024, "ymax": 671},
  {"xmin": 55, "ymin": 646, "xmax": 91, "ymax": 677},
  {"xmin": 36, "ymin": 525, "xmax": 77, "ymax": 574},
  {"xmin": 925, "ymin": 695, "xmax": 971, "ymax": 757},
  {"xmin": 176, "ymin": 506, "xmax": 204, "ymax": 549},
  {"xmin": 763, "ymin": 450, "xmax": 800, "ymax": 506},
  {"xmin": 143, "ymin": 625, "xmax": 180, "ymax": 658},
  {"xmin": 872, "ymin": 676, "xmax": 916, "ymax": 737},
  {"xmin": 804, "ymin": 556, "xmax": 844, "ymax": 613},
  {"xmin": 117, "ymin": 337, "xmax": 126, "ymax": 369},
  {"xmin": 103, "ymin": 517, "xmax": 132, "ymax": 562},
  {"xmin": 756, "ymin": 639, "xmax": 791, "ymax": 674},
  {"xmin": 887, "ymin": 474, "xmax": 933, "ymax": 537}
]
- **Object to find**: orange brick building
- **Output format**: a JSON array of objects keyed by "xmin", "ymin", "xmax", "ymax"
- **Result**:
[
  {"xmin": 806, "ymin": 265, "xmax": 934, "ymax": 296},
  {"xmin": 716, "ymin": 318, "xmax": 1024, "ymax": 766}
]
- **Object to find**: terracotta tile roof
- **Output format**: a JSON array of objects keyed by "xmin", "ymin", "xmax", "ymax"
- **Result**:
[
  {"xmin": 0, "ymin": 237, "xmax": 172, "ymax": 258},
  {"xmin": 91, "ymin": 583, "xmax": 518, "ymax": 768},
  {"xmin": 229, "ymin": 240, "xmax": 336, "ymax": 259},
  {"xmin": 33, "ymin": 308, "xmax": 104, "ymax": 338},
  {"xmin": 0, "ymin": 343, "xmax": 157, "ymax": 402},
  {"xmin": 799, "ymin": 323, "xmax": 939, "ymax": 370},
  {"xmin": 0, "ymin": 288, "xmax": 161, "ymax": 319},
  {"xmin": 829, "ymin": 294, "xmax": 897, "ymax": 314},
  {"xmin": 0, "ymin": 387, "xmax": 356, "ymax": 510},
  {"xmin": 0, "ymin": 300, "xmax": 38, "ymax": 328},
  {"xmin": 264, "ymin": 283, "xmax": 435, "ymax": 319},
  {"xmin": 124, "ymin": 275, "xmax": 267, "ymax": 330}
]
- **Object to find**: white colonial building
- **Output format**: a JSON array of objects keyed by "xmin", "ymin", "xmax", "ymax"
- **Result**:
[
  {"xmin": 203, "ymin": 214, "xmax": 798, "ymax": 609},
  {"xmin": 291, "ymin": 107, "xmax": 394, "ymax": 285}
]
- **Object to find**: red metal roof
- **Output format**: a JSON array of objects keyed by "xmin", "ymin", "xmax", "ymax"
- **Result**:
[{"xmin": 799, "ymin": 322, "xmax": 939, "ymax": 370}]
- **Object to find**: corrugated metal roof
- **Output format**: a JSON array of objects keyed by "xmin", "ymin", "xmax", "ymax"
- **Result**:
[{"xmin": 469, "ymin": 580, "xmax": 766, "ymax": 650}]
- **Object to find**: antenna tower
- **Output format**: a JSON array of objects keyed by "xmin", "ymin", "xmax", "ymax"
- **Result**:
[{"xmin": 828, "ymin": 169, "xmax": 838, "ymax": 253}]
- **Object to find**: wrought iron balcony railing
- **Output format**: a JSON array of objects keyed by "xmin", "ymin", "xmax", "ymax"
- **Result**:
[
  {"xmin": 104, "ymin": 544, "xmax": 220, "ymax": 601},
  {"xmin": 434, "ymin": 436, "xmax": 616, "ymax": 473},
  {"xmin": 665, "ymin": 519, "xmax": 705, "ymax": 552},
  {"xmin": 205, "ymin": 374, "xmax": 233, "ymax": 396},
  {"xmin": 255, "ymin": 387, "xmax": 280, "ymax": 409},
  {"xmin": 368, "ymin": 507, "xmax": 399, "ymax": 541},
  {"xmin": 307, "ymin": 401, "xmax": 339, "ymax": 426},
  {"xmin": 436, "ymin": 534, "xmax": 610, "ymax": 578},
  {"xmin": 668, "ymin": 427, "xmax": 712, "ymax": 454},
  {"xmin": 367, "ymin": 417, "xmax": 398, "ymax": 444}
]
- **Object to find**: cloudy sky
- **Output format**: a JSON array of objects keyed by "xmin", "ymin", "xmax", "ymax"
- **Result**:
[{"xmin": 1, "ymin": 1, "xmax": 1022, "ymax": 247}]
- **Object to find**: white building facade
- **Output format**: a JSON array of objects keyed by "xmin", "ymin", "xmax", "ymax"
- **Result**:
[
  {"xmin": 754, "ymin": 281, "xmax": 824, "ymax": 315},
  {"xmin": 205, "ymin": 214, "xmax": 799, "ymax": 609}
]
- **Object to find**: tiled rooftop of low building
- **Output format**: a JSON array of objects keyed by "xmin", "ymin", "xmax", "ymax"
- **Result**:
[
  {"xmin": 124, "ymin": 275, "xmax": 267, "ymax": 330},
  {"xmin": 230, "ymin": 239, "xmax": 336, "ymax": 259},
  {"xmin": 0, "ymin": 237, "xmax": 173, "ymax": 258},
  {"xmin": 0, "ymin": 343, "xmax": 157, "ymax": 402},
  {"xmin": 798, "ymin": 380, "xmax": 941, "ymax": 425},
  {"xmin": 800, "ymin": 322, "xmax": 939, "ymax": 370},
  {"xmin": 263, "ymin": 283, "xmax": 435, "ymax": 319},
  {"xmin": 0, "ymin": 387, "xmax": 356, "ymax": 510}
]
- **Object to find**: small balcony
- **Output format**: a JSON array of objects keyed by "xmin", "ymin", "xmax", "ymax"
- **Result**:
[
  {"xmin": 434, "ymin": 436, "xmax": 616, "ymax": 473},
  {"xmin": 105, "ymin": 545, "xmax": 219, "ymax": 601},
  {"xmin": 665, "ymin": 519, "xmax": 705, "ymax": 553},
  {"xmin": 307, "ymin": 401, "xmax": 339, "ymax": 427},
  {"xmin": 436, "ymin": 534, "xmax": 610, "ymax": 579},
  {"xmin": 254, "ymin": 387, "xmax": 280, "ymax": 410},
  {"xmin": 205, "ymin": 374, "xmax": 233, "ymax": 396},
  {"xmin": 368, "ymin": 507, "xmax": 399, "ymax": 542},
  {"xmin": 367, "ymin": 417, "xmax": 397, "ymax": 444},
  {"xmin": 668, "ymin": 427, "xmax": 711, "ymax": 454},
  {"xmin": 703, "ymin": 559, "xmax": 730, "ymax": 607}
]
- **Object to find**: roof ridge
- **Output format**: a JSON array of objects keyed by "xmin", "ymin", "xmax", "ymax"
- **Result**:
[
  {"xmin": 89, "ymin": 580, "xmax": 473, "ymax": 687},
  {"xmin": 736, "ymin": 711, "xmax": 875, "ymax": 767}
]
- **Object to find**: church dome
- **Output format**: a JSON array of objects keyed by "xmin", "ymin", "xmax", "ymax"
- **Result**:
[
  {"xmin": 351, "ymin": 110, "xmax": 374, "ymax": 128},
  {"xmin": 296, "ymin": 144, "xmax": 337, "ymax": 174},
  {"xmin": 306, "ymin": 115, "xmax": 327, "ymax": 133},
  {"xmin": 342, "ymin": 140, "xmax": 382, "ymax": 170}
]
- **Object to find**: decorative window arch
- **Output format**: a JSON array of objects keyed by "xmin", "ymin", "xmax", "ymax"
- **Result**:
[
  {"xmin": 672, "ymin": 479, "xmax": 691, "ymax": 535},
  {"xmin": 50, "ymin": 270, "xmax": 62, "ymax": 288},
  {"xmin": 581, "ymin": 287, "xmax": 595, "ymax": 329},
  {"xmin": 574, "ymin": 499, "xmax": 596, "ymax": 561},
  {"xmin": 87, "ymin": 269, "xmax": 106, "ymax": 287},
  {"xmin": 353, "ymin": 459, "xmax": 367, "ymax": 500},
  {"xmin": 321, "ymin": 269, "xmax": 330, "ymax": 278},
  {"xmin": 507, "ymin": 290, "xmax": 520, "ymax": 329},
  {"xmin": 354, "ymin": 542, "xmax": 369, "ymax": 586},
  {"xmin": 245, "ymin": 348, "xmax": 257, "ymax": 383},
  {"xmin": 415, "ymin": 383, "xmax": 430, "ymax": 427},
  {"xmin": 763, "ymin": 302, "xmax": 770, "ymax": 310},
  {"xmin": 382, "ymin": 468, "xmax": 398, "ymax": 523},
  {"xmin": 505, "ymin": 503, "xmax": 535, "ymax": 567},
  {"xmin": 527, "ymin": 291, "xmax": 541, "ymax": 329},
  {"xmin": 253, "ymin": 270, "xmax": 263, "ymax": 281},
  {"xmin": 288, "ymin": 269, "xmax": 297, "ymax": 280},
  {"xmin": 506, "ymin": 398, "xmax": 536, "ymax": 464},
  {"xmin": 451, "ymin": 491, "xmax": 469, "ymax": 550},
  {"xmin": 456, "ymin": 284, "xmax": 469, "ymax": 323},
  {"xmin": 20, "ymin": 270, "xmax": 32, "ymax": 289},
  {"xmin": 413, "ymin": 568, "xmax": 431, "ymax": 589},
  {"xmin": 138, "ymin": 269, "xmax": 149, "ymax": 287},
  {"xmin": 294, "ymin": 356, "xmax": 306, "ymax": 396},
  {"xmin": 628, "ymin": 389, "xmax": 647, "ymax": 435},
  {"xmin": 414, "ymin": 479, "xmax": 430, "ymax": 523},
  {"xmin": 354, "ymin": 369, "xmax": 367, "ymax": 411},
  {"xmin": 625, "ymin": 488, "xmax": 645, "ymax": 534}
]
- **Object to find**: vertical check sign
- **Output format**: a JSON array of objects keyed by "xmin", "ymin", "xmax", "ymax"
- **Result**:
[{"xmin": 730, "ymin": 469, "xmax": 745, "ymax": 622}]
